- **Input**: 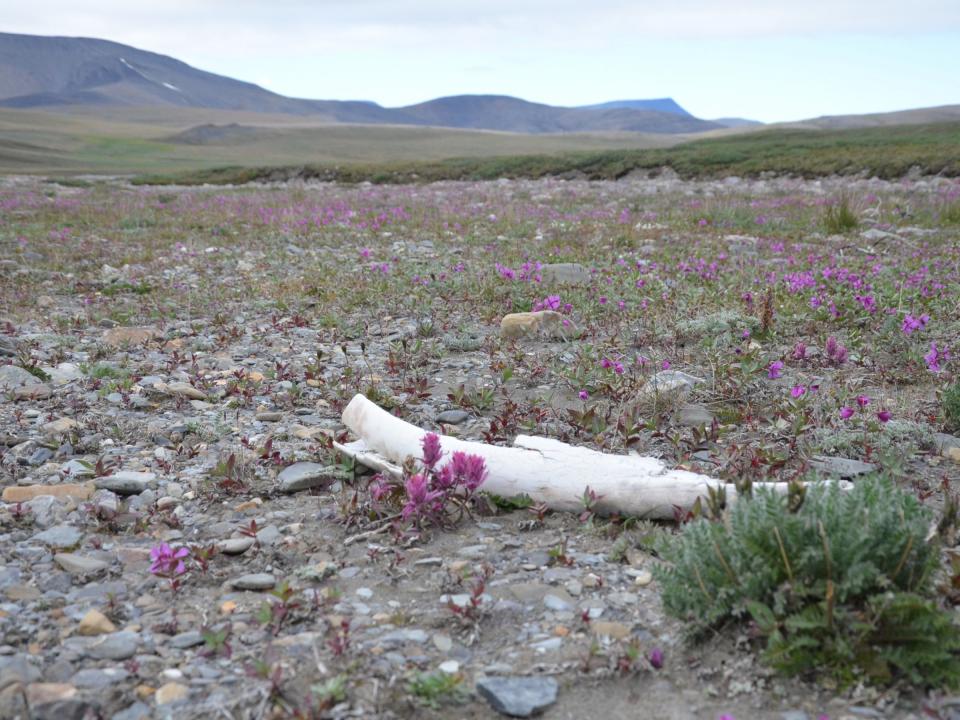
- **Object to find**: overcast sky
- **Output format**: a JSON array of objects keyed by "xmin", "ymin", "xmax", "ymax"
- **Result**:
[{"xmin": 5, "ymin": 1, "xmax": 959, "ymax": 122}]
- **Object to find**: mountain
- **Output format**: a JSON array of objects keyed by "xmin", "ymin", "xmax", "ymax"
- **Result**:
[
  {"xmin": 710, "ymin": 117, "xmax": 764, "ymax": 128},
  {"xmin": 580, "ymin": 98, "xmax": 692, "ymax": 116},
  {"xmin": 0, "ymin": 32, "xmax": 721, "ymax": 134},
  {"xmin": 784, "ymin": 104, "xmax": 960, "ymax": 130}
]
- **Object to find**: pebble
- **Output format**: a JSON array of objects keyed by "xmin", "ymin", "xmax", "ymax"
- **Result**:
[
  {"xmin": 217, "ymin": 537, "xmax": 255, "ymax": 555},
  {"xmin": 436, "ymin": 409, "xmax": 471, "ymax": 424},
  {"xmin": 54, "ymin": 553, "xmax": 109, "ymax": 575},
  {"xmin": 77, "ymin": 609, "xmax": 117, "ymax": 636},
  {"xmin": 1, "ymin": 482, "xmax": 93, "ymax": 503},
  {"xmin": 155, "ymin": 681, "xmax": 190, "ymax": 705},
  {"xmin": 276, "ymin": 462, "xmax": 332, "ymax": 493},
  {"xmin": 87, "ymin": 631, "xmax": 140, "ymax": 661},
  {"xmin": 32, "ymin": 524, "xmax": 82, "ymax": 549},
  {"xmin": 230, "ymin": 573, "xmax": 276, "ymax": 591},
  {"xmin": 95, "ymin": 471, "xmax": 155, "ymax": 495},
  {"xmin": 476, "ymin": 676, "xmax": 559, "ymax": 718}
]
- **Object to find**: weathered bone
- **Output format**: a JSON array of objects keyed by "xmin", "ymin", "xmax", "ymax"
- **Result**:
[{"xmin": 335, "ymin": 394, "xmax": 829, "ymax": 519}]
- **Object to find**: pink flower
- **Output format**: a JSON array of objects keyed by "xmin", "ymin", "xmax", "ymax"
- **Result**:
[
  {"xmin": 648, "ymin": 647, "xmax": 664, "ymax": 669},
  {"xmin": 839, "ymin": 406, "xmax": 854, "ymax": 420},
  {"xmin": 925, "ymin": 341, "xmax": 949, "ymax": 373},
  {"xmin": 790, "ymin": 385, "xmax": 807, "ymax": 398},
  {"xmin": 767, "ymin": 361, "xmax": 784, "ymax": 379},
  {"xmin": 856, "ymin": 395, "xmax": 870, "ymax": 408},
  {"xmin": 877, "ymin": 410, "xmax": 892, "ymax": 423},
  {"xmin": 402, "ymin": 474, "xmax": 443, "ymax": 521},
  {"xmin": 421, "ymin": 432, "xmax": 443, "ymax": 469},
  {"xmin": 149, "ymin": 543, "xmax": 190, "ymax": 577},
  {"xmin": 792, "ymin": 342, "xmax": 807, "ymax": 360},
  {"xmin": 661, "ymin": 360, "xmax": 671, "ymax": 370},
  {"xmin": 449, "ymin": 451, "xmax": 488, "ymax": 493},
  {"xmin": 578, "ymin": 390, "xmax": 589, "ymax": 401}
]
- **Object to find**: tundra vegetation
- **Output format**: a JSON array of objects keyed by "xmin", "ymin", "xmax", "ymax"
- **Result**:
[{"xmin": 0, "ymin": 170, "xmax": 959, "ymax": 719}]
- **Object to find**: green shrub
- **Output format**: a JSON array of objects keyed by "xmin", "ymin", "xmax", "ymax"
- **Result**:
[
  {"xmin": 944, "ymin": 380, "xmax": 960, "ymax": 431},
  {"xmin": 822, "ymin": 196, "xmax": 859, "ymax": 234},
  {"xmin": 655, "ymin": 476, "xmax": 960, "ymax": 687}
]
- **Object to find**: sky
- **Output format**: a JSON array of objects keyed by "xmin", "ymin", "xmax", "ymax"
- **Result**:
[{"xmin": 4, "ymin": 1, "xmax": 959, "ymax": 123}]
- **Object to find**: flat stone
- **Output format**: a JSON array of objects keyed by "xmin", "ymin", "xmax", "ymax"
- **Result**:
[
  {"xmin": 95, "ymin": 471, "xmax": 155, "ymax": 495},
  {"xmin": 169, "ymin": 630, "xmax": 205, "ymax": 649},
  {"xmin": 677, "ymin": 403, "xmax": 715, "ymax": 428},
  {"xmin": 539, "ymin": 262, "xmax": 590, "ymax": 285},
  {"xmin": 0, "ymin": 364, "xmax": 41, "ymax": 390},
  {"xmin": 255, "ymin": 411, "xmax": 283, "ymax": 422},
  {"xmin": 276, "ymin": 462, "xmax": 332, "ymax": 493},
  {"xmin": 71, "ymin": 667, "xmax": 129, "ymax": 689},
  {"xmin": 476, "ymin": 676, "xmax": 558, "ymax": 718},
  {"xmin": 42, "ymin": 417, "xmax": 80, "ymax": 438},
  {"xmin": 32, "ymin": 524, "xmax": 82, "ymax": 549},
  {"xmin": 2, "ymin": 482, "xmax": 93, "ymax": 503},
  {"xmin": 217, "ymin": 536, "xmax": 255, "ymax": 555},
  {"xmin": 230, "ymin": 573, "xmax": 276, "ymax": 591},
  {"xmin": 436, "ymin": 409, "xmax": 471, "ymax": 425},
  {"xmin": 543, "ymin": 594, "xmax": 573, "ymax": 612},
  {"xmin": 155, "ymin": 681, "xmax": 189, "ymax": 705},
  {"xmin": 14, "ymin": 383, "xmax": 51, "ymax": 401},
  {"xmin": 500, "ymin": 311, "xmax": 578, "ymax": 341},
  {"xmin": 811, "ymin": 455, "xmax": 877, "ymax": 478},
  {"xmin": 78, "ymin": 609, "xmax": 117, "ymax": 636},
  {"xmin": 164, "ymin": 382, "xmax": 206, "ymax": 400},
  {"xmin": 25, "ymin": 682, "xmax": 76, "ymax": 706},
  {"xmin": 54, "ymin": 553, "xmax": 109, "ymax": 575},
  {"xmin": 112, "ymin": 701, "xmax": 150, "ymax": 720},
  {"xmin": 101, "ymin": 327, "xmax": 157, "ymax": 347},
  {"xmin": 87, "ymin": 631, "xmax": 140, "ymax": 661},
  {"xmin": 590, "ymin": 621, "xmax": 631, "ymax": 640},
  {"xmin": 934, "ymin": 433, "xmax": 960, "ymax": 455}
]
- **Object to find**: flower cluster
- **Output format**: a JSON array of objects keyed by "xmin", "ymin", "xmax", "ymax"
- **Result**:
[
  {"xmin": 377, "ymin": 433, "xmax": 489, "ymax": 528},
  {"xmin": 824, "ymin": 335, "xmax": 848, "ymax": 366},
  {"xmin": 901, "ymin": 313, "xmax": 930, "ymax": 336}
]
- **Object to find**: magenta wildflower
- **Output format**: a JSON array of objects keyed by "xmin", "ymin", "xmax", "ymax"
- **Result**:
[
  {"xmin": 925, "ymin": 341, "xmax": 949, "ymax": 373},
  {"xmin": 839, "ymin": 406, "xmax": 854, "ymax": 420},
  {"xmin": 856, "ymin": 395, "xmax": 870, "ymax": 408},
  {"xmin": 149, "ymin": 543, "xmax": 190, "ymax": 577},
  {"xmin": 662, "ymin": 360, "xmax": 671, "ymax": 370},
  {"xmin": 790, "ymin": 385, "xmax": 807, "ymax": 398},
  {"xmin": 792, "ymin": 342, "xmax": 807, "ymax": 360},
  {"xmin": 421, "ymin": 432, "xmax": 443, "ymax": 470},
  {"xmin": 648, "ymin": 647, "xmax": 664, "ymax": 669},
  {"xmin": 877, "ymin": 410, "xmax": 892, "ymax": 423},
  {"xmin": 578, "ymin": 390, "xmax": 589, "ymax": 401},
  {"xmin": 402, "ymin": 474, "xmax": 443, "ymax": 521},
  {"xmin": 767, "ymin": 361, "xmax": 784, "ymax": 379},
  {"xmin": 449, "ymin": 451, "xmax": 488, "ymax": 493},
  {"xmin": 901, "ymin": 313, "xmax": 930, "ymax": 336}
]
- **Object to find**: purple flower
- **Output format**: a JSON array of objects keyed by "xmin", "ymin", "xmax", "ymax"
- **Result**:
[
  {"xmin": 877, "ymin": 410, "xmax": 892, "ymax": 423},
  {"xmin": 839, "ymin": 406, "xmax": 854, "ymax": 420},
  {"xmin": 578, "ymin": 390, "xmax": 589, "ymax": 401},
  {"xmin": 648, "ymin": 647, "xmax": 664, "ymax": 669},
  {"xmin": 925, "ymin": 341, "xmax": 949, "ymax": 373},
  {"xmin": 421, "ymin": 432, "xmax": 442, "ymax": 469},
  {"xmin": 767, "ymin": 361, "xmax": 784, "ymax": 379},
  {"xmin": 149, "ymin": 543, "xmax": 190, "ymax": 577},
  {"xmin": 449, "ymin": 451, "xmax": 488, "ymax": 493},
  {"xmin": 661, "ymin": 360, "xmax": 671, "ymax": 370},
  {"xmin": 856, "ymin": 395, "xmax": 870, "ymax": 408},
  {"xmin": 790, "ymin": 385, "xmax": 807, "ymax": 398},
  {"xmin": 402, "ymin": 474, "xmax": 443, "ymax": 521},
  {"xmin": 792, "ymin": 342, "xmax": 807, "ymax": 360}
]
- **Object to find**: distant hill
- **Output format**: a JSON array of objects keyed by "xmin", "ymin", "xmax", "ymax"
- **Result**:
[
  {"xmin": 782, "ymin": 104, "xmax": 960, "ymax": 130},
  {"xmin": 579, "ymin": 98, "xmax": 692, "ymax": 116},
  {"xmin": 0, "ymin": 33, "xmax": 721, "ymax": 134},
  {"xmin": 710, "ymin": 117, "xmax": 764, "ymax": 128}
]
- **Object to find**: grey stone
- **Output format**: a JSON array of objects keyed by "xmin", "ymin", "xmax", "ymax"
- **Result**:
[
  {"xmin": 276, "ymin": 462, "xmax": 331, "ymax": 493},
  {"xmin": 217, "ymin": 537, "xmax": 255, "ymax": 555},
  {"xmin": 230, "ymin": 573, "xmax": 276, "ymax": 591},
  {"xmin": 71, "ymin": 667, "xmax": 129, "ymax": 688},
  {"xmin": 935, "ymin": 433, "xmax": 960, "ymax": 454},
  {"xmin": 476, "ymin": 676, "xmax": 558, "ymax": 717},
  {"xmin": 169, "ymin": 631, "xmax": 205, "ymax": 649},
  {"xmin": 87, "ymin": 631, "xmax": 140, "ymax": 661},
  {"xmin": 95, "ymin": 471, "xmax": 155, "ymax": 495},
  {"xmin": 54, "ymin": 553, "xmax": 109, "ymax": 576},
  {"xmin": 811, "ymin": 455, "xmax": 877, "ymax": 478},
  {"xmin": 539, "ymin": 263, "xmax": 590, "ymax": 285},
  {"xmin": 542, "ymin": 594, "xmax": 572, "ymax": 612},
  {"xmin": 436, "ymin": 409, "xmax": 471, "ymax": 425},
  {"xmin": 780, "ymin": 712, "xmax": 810, "ymax": 720},
  {"xmin": 28, "ymin": 447, "xmax": 54, "ymax": 465},
  {"xmin": 0, "ymin": 654, "xmax": 42, "ymax": 685},
  {"xmin": 380, "ymin": 628, "xmax": 429, "ymax": 646},
  {"xmin": 111, "ymin": 701, "xmax": 151, "ymax": 720},
  {"xmin": 255, "ymin": 524, "xmax": 281, "ymax": 546},
  {"xmin": 677, "ymin": 403, "xmax": 715, "ymax": 428},
  {"xmin": 0, "ymin": 365, "xmax": 40, "ymax": 390},
  {"xmin": 32, "ymin": 524, "xmax": 82, "ymax": 549},
  {"xmin": 61, "ymin": 459, "xmax": 94, "ymax": 479}
]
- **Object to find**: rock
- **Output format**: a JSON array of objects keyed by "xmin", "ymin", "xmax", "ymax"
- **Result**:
[
  {"xmin": 810, "ymin": 455, "xmax": 877, "ymax": 478},
  {"xmin": 155, "ymin": 681, "xmax": 189, "ymax": 705},
  {"xmin": 635, "ymin": 370, "xmax": 704, "ymax": 408},
  {"xmin": 54, "ymin": 553, "xmax": 109, "ymax": 576},
  {"xmin": 78, "ymin": 609, "xmax": 117, "ymax": 636},
  {"xmin": 14, "ymin": 383, "xmax": 51, "ymax": 401},
  {"xmin": 543, "ymin": 594, "xmax": 573, "ymax": 612},
  {"xmin": 500, "ymin": 311, "xmax": 578, "ymax": 341},
  {"xmin": 436, "ymin": 409, "xmax": 471, "ymax": 425},
  {"xmin": 161, "ymin": 381, "xmax": 206, "ymax": 400},
  {"xmin": 2, "ymin": 482, "xmax": 93, "ymax": 503},
  {"xmin": 276, "ymin": 462, "xmax": 332, "ymax": 493},
  {"xmin": 476, "ymin": 676, "xmax": 558, "ymax": 718},
  {"xmin": 539, "ymin": 262, "xmax": 590, "ymax": 285},
  {"xmin": 87, "ymin": 631, "xmax": 140, "ymax": 661},
  {"xmin": 934, "ymin": 433, "xmax": 960, "ymax": 455},
  {"xmin": 255, "ymin": 411, "xmax": 282, "ymax": 422},
  {"xmin": 0, "ymin": 364, "xmax": 41, "ymax": 390},
  {"xmin": 95, "ymin": 471, "xmax": 155, "ymax": 495},
  {"xmin": 590, "ymin": 621, "xmax": 631, "ymax": 640},
  {"xmin": 169, "ymin": 630, "xmax": 205, "ymax": 649},
  {"xmin": 42, "ymin": 417, "xmax": 80, "ymax": 438},
  {"xmin": 633, "ymin": 569, "xmax": 653, "ymax": 587},
  {"xmin": 112, "ymin": 700, "xmax": 151, "ymax": 720},
  {"xmin": 230, "ymin": 573, "xmax": 276, "ymax": 591},
  {"xmin": 0, "ymin": 336, "xmax": 17, "ymax": 356},
  {"xmin": 217, "ymin": 536, "xmax": 255, "ymax": 555},
  {"xmin": 71, "ymin": 667, "xmax": 129, "ymax": 688},
  {"xmin": 32, "ymin": 524, "xmax": 82, "ymax": 549},
  {"xmin": 44, "ymin": 363, "xmax": 84, "ymax": 386},
  {"xmin": 101, "ymin": 327, "xmax": 157, "ymax": 347},
  {"xmin": 677, "ymin": 403, "xmax": 714, "ymax": 428}
]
